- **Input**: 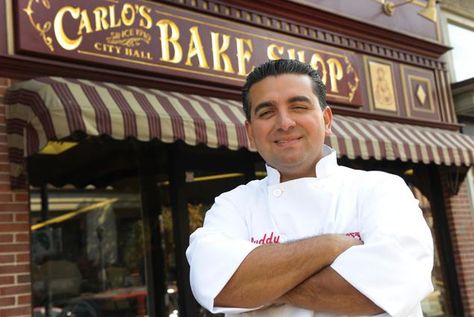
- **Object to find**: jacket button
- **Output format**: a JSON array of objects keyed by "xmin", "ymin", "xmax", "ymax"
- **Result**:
[{"xmin": 273, "ymin": 188, "xmax": 283, "ymax": 197}]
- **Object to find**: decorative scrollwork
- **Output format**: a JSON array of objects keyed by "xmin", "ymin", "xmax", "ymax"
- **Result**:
[
  {"xmin": 23, "ymin": 0, "xmax": 54, "ymax": 52},
  {"xmin": 344, "ymin": 56, "xmax": 360, "ymax": 102}
]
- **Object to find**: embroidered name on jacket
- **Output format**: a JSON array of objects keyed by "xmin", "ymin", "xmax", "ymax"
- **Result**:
[
  {"xmin": 250, "ymin": 232, "xmax": 280, "ymax": 245},
  {"xmin": 345, "ymin": 231, "xmax": 361, "ymax": 240},
  {"xmin": 250, "ymin": 231, "xmax": 361, "ymax": 245}
]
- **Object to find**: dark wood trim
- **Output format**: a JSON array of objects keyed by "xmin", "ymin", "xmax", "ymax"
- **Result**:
[
  {"xmin": 159, "ymin": 0, "xmax": 448, "ymax": 68},
  {"xmin": 168, "ymin": 143, "xmax": 200, "ymax": 317},
  {"xmin": 428, "ymin": 165, "xmax": 465, "ymax": 317},
  {"xmin": 434, "ymin": 68, "xmax": 450, "ymax": 123},
  {"xmin": 174, "ymin": 142, "xmax": 255, "ymax": 174},
  {"xmin": 138, "ymin": 144, "xmax": 168, "ymax": 317},
  {"xmin": 0, "ymin": 55, "xmax": 243, "ymax": 100},
  {"xmin": 444, "ymin": 70, "xmax": 458, "ymax": 125}
]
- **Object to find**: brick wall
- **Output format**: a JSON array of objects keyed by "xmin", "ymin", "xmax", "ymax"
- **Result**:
[
  {"xmin": 441, "ymin": 167, "xmax": 474, "ymax": 316},
  {"xmin": 0, "ymin": 78, "xmax": 31, "ymax": 317}
]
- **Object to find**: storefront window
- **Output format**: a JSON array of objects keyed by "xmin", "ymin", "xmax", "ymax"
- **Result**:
[
  {"xmin": 158, "ymin": 170, "xmax": 253, "ymax": 317},
  {"xmin": 30, "ymin": 186, "xmax": 149, "ymax": 317},
  {"xmin": 160, "ymin": 203, "xmax": 215, "ymax": 317},
  {"xmin": 410, "ymin": 186, "xmax": 452, "ymax": 316}
]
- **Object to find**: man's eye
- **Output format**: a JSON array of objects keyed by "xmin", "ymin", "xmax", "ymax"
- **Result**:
[
  {"xmin": 257, "ymin": 110, "xmax": 273, "ymax": 118},
  {"xmin": 293, "ymin": 105, "xmax": 308, "ymax": 110}
]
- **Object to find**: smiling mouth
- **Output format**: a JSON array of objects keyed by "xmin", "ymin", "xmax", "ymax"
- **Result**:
[{"xmin": 274, "ymin": 137, "xmax": 303, "ymax": 145}]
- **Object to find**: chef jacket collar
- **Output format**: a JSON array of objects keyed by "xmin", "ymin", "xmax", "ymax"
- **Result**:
[{"xmin": 265, "ymin": 145, "xmax": 338, "ymax": 185}]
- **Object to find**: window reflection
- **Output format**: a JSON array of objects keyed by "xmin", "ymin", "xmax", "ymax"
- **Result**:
[
  {"xmin": 159, "ymin": 203, "xmax": 221, "ymax": 317},
  {"xmin": 410, "ymin": 186, "xmax": 452, "ymax": 316},
  {"xmin": 31, "ymin": 188, "xmax": 148, "ymax": 317}
]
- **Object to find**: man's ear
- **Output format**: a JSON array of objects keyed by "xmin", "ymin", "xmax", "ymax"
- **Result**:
[
  {"xmin": 323, "ymin": 106, "xmax": 333, "ymax": 136},
  {"xmin": 245, "ymin": 120, "xmax": 256, "ymax": 148}
]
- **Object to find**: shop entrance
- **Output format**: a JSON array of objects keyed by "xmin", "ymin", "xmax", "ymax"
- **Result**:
[{"xmin": 28, "ymin": 137, "xmax": 258, "ymax": 317}]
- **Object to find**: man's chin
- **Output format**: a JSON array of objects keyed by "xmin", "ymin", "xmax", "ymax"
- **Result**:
[{"xmin": 269, "ymin": 160, "xmax": 308, "ymax": 173}]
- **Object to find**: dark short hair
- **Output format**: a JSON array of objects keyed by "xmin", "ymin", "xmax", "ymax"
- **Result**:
[{"xmin": 242, "ymin": 59, "xmax": 327, "ymax": 121}]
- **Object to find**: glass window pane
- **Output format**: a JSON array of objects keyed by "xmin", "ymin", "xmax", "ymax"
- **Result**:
[
  {"xmin": 447, "ymin": 23, "xmax": 474, "ymax": 82},
  {"xmin": 410, "ymin": 186, "xmax": 452, "ymax": 316},
  {"xmin": 31, "ymin": 186, "xmax": 149, "ymax": 317}
]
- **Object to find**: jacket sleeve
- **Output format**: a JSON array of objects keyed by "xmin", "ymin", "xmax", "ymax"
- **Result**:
[
  {"xmin": 186, "ymin": 188, "xmax": 261, "ymax": 314},
  {"xmin": 330, "ymin": 173, "xmax": 434, "ymax": 317}
]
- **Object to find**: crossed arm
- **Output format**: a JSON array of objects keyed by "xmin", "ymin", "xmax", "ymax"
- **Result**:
[
  {"xmin": 189, "ymin": 174, "xmax": 433, "ymax": 315},
  {"xmin": 214, "ymin": 234, "xmax": 383, "ymax": 315}
]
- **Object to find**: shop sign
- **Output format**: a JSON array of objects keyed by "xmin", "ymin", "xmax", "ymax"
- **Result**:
[{"xmin": 15, "ymin": 0, "xmax": 362, "ymax": 105}]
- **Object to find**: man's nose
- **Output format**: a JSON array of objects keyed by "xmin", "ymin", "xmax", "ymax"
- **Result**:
[{"xmin": 276, "ymin": 111, "xmax": 296, "ymax": 130}]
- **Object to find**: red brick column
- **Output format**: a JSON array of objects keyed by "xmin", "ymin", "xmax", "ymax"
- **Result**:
[
  {"xmin": 441, "ymin": 167, "xmax": 474, "ymax": 316},
  {"xmin": 0, "ymin": 78, "xmax": 31, "ymax": 317}
]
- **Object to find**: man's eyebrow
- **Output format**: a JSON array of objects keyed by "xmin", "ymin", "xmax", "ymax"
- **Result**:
[
  {"xmin": 253, "ymin": 101, "xmax": 276, "ymax": 115},
  {"xmin": 287, "ymin": 96, "xmax": 313, "ymax": 104}
]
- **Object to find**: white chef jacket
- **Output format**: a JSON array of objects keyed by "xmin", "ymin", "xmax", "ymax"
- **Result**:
[{"xmin": 186, "ymin": 146, "xmax": 434, "ymax": 317}]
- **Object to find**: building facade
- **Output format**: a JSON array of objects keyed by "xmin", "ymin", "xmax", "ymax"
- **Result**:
[
  {"xmin": 440, "ymin": 2, "xmax": 474, "ymax": 315},
  {"xmin": 0, "ymin": 0, "xmax": 474, "ymax": 316}
]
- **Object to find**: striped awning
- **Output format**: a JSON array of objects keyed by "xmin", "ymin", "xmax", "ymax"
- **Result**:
[
  {"xmin": 5, "ymin": 77, "xmax": 474, "ymax": 188},
  {"xmin": 328, "ymin": 116, "xmax": 474, "ymax": 166}
]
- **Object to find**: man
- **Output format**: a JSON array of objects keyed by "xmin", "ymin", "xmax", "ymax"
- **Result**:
[{"xmin": 186, "ymin": 59, "xmax": 433, "ymax": 317}]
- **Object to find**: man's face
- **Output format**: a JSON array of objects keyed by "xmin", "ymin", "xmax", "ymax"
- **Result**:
[{"xmin": 245, "ymin": 74, "xmax": 332, "ymax": 182}]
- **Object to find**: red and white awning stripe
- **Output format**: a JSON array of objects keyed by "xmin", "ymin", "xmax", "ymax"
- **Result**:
[
  {"xmin": 5, "ymin": 77, "xmax": 474, "ymax": 188},
  {"xmin": 329, "ymin": 115, "xmax": 474, "ymax": 166}
]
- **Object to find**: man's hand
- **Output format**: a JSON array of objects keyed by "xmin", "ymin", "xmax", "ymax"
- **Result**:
[{"xmin": 214, "ymin": 234, "xmax": 361, "ymax": 309}]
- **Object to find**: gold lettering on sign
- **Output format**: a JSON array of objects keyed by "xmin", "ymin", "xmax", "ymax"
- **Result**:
[
  {"xmin": 236, "ymin": 38, "xmax": 253, "ymax": 76},
  {"xmin": 93, "ymin": 7, "xmax": 109, "ymax": 31},
  {"xmin": 211, "ymin": 32, "xmax": 234, "ymax": 73},
  {"xmin": 185, "ymin": 26, "xmax": 209, "ymax": 68},
  {"xmin": 106, "ymin": 28, "xmax": 151, "ymax": 47},
  {"xmin": 28, "ymin": 1, "xmax": 359, "ymax": 100},
  {"xmin": 121, "ymin": 3, "xmax": 135, "ymax": 27},
  {"xmin": 109, "ymin": 5, "xmax": 122, "ymax": 28},
  {"xmin": 327, "ymin": 58, "xmax": 343, "ymax": 93},
  {"xmin": 54, "ymin": 6, "xmax": 82, "ymax": 51},
  {"xmin": 287, "ymin": 49, "xmax": 305, "ymax": 62},
  {"xmin": 94, "ymin": 42, "xmax": 122, "ymax": 54},
  {"xmin": 125, "ymin": 47, "xmax": 153, "ymax": 60},
  {"xmin": 309, "ymin": 53, "xmax": 327, "ymax": 85},
  {"xmin": 267, "ymin": 44, "xmax": 284, "ymax": 60},
  {"xmin": 138, "ymin": 6, "xmax": 152, "ymax": 29},
  {"xmin": 266, "ymin": 43, "xmax": 348, "ymax": 94},
  {"xmin": 157, "ymin": 19, "xmax": 183, "ymax": 63},
  {"xmin": 78, "ymin": 9, "xmax": 93, "ymax": 34}
]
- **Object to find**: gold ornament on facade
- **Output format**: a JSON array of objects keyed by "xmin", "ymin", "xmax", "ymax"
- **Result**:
[
  {"xmin": 344, "ymin": 56, "xmax": 360, "ymax": 102},
  {"xmin": 416, "ymin": 84, "xmax": 427, "ymax": 105},
  {"xmin": 23, "ymin": 0, "xmax": 54, "ymax": 52}
]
